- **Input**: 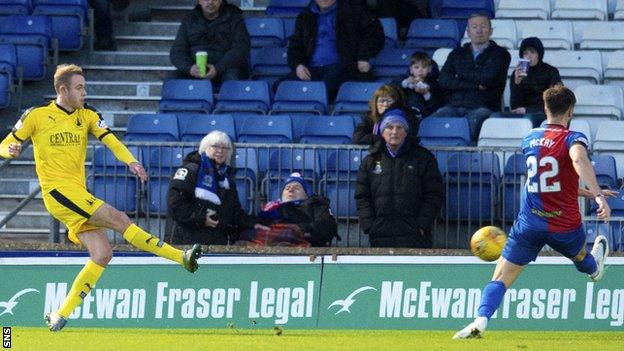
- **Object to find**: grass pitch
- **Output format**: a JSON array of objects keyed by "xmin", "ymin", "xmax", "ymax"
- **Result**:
[{"xmin": 10, "ymin": 328, "xmax": 624, "ymax": 351}]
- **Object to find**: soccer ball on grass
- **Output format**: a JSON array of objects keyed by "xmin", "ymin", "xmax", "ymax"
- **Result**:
[{"xmin": 470, "ymin": 226, "xmax": 507, "ymax": 262}]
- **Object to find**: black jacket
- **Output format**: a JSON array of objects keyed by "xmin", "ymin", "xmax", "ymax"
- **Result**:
[
  {"xmin": 391, "ymin": 76, "xmax": 444, "ymax": 118},
  {"xmin": 287, "ymin": 0, "xmax": 384, "ymax": 76},
  {"xmin": 355, "ymin": 139, "xmax": 444, "ymax": 248},
  {"xmin": 260, "ymin": 196, "xmax": 339, "ymax": 247},
  {"xmin": 438, "ymin": 41, "xmax": 511, "ymax": 111},
  {"xmin": 510, "ymin": 61, "xmax": 561, "ymax": 113},
  {"xmin": 166, "ymin": 151, "xmax": 255, "ymax": 245},
  {"xmin": 353, "ymin": 102, "xmax": 420, "ymax": 145},
  {"xmin": 169, "ymin": 2, "xmax": 250, "ymax": 75}
]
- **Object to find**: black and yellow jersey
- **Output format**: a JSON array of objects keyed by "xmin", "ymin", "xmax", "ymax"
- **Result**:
[{"xmin": 0, "ymin": 101, "xmax": 137, "ymax": 193}]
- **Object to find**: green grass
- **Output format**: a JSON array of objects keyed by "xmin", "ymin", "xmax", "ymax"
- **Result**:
[{"xmin": 10, "ymin": 328, "xmax": 624, "ymax": 351}]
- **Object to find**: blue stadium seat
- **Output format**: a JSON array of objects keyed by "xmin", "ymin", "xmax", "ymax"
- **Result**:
[
  {"xmin": 269, "ymin": 81, "xmax": 328, "ymax": 115},
  {"xmin": 323, "ymin": 149, "xmax": 367, "ymax": 218},
  {"xmin": 371, "ymin": 48, "xmax": 414, "ymax": 82},
  {"xmin": 418, "ymin": 117, "xmax": 471, "ymax": 146},
  {"xmin": 502, "ymin": 153, "xmax": 526, "ymax": 221},
  {"xmin": 0, "ymin": 0, "xmax": 31, "ymax": 15},
  {"xmin": 249, "ymin": 47, "xmax": 290, "ymax": 86},
  {"xmin": 179, "ymin": 113, "xmax": 236, "ymax": 142},
  {"xmin": 437, "ymin": 0, "xmax": 495, "ymax": 19},
  {"xmin": 265, "ymin": 0, "xmax": 307, "ymax": 18},
  {"xmin": 380, "ymin": 17, "xmax": 398, "ymax": 48},
  {"xmin": 445, "ymin": 152, "xmax": 500, "ymax": 221},
  {"xmin": 0, "ymin": 43, "xmax": 17, "ymax": 108},
  {"xmin": 213, "ymin": 80, "xmax": 271, "ymax": 114},
  {"xmin": 0, "ymin": 15, "xmax": 52, "ymax": 81},
  {"xmin": 147, "ymin": 146, "xmax": 191, "ymax": 214},
  {"xmin": 332, "ymin": 81, "xmax": 382, "ymax": 116},
  {"xmin": 32, "ymin": 0, "xmax": 88, "ymax": 51},
  {"xmin": 159, "ymin": 79, "xmax": 213, "ymax": 113},
  {"xmin": 283, "ymin": 17, "xmax": 296, "ymax": 41},
  {"xmin": 91, "ymin": 145, "xmax": 141, "ymax": 213},
  {"xmin": 244, "ymin": 17, "xmax": 285, "ymax": 48},
  {"xmin": 405, "ymin": 19, "xmax": 460, "ymax": 50},
  {"xmin": 235, "ymin": 147, "xmax": 259, "ymax": 213},
  {"xmin": 265, "ymin": 148, "xmax": 321, "ymax": 201},
  {"xmin": 299, "ymin": 116, "xmax": 354, "ymax": 145},
  {"xmin": 237, "ymin": 115, "xmax": 293, "ymax": 143},
  {"xmin": 125, "ymin": 113, "xmax": 179, "ymax": 142},
  {"xmin": 591, "ymin": 155, "xmax": 618, "ymax": 189},
  {"xmin": 588, "ymin": 189, "xmax": 624, "ymax": 252}
]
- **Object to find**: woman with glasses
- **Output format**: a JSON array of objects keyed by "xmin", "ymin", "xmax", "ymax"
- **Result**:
[
  {"xmin": 353, "ymin": 84, "xmax": 420, "ymax": 145},
  {"xmin": 166, "ymin": 130, "xmax": 268, "ymax": 245}
]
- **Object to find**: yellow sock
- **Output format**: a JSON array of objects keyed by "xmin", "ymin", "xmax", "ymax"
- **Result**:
[
  {"xmin": 57, "ymin": 260, "xmax": 105, "ymax": 318},
  {"xmin": 123, "ymin": 224, "xmax": 183, "ymax": 265}
]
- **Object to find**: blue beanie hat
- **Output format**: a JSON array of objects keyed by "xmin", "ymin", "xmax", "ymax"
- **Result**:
[
  {"xmin": 378, "ymin": 108, "xmax": 409, "ymax": 135},
  {"xmin": 281, "ymin": 172, "xmax": 312, "ymax": 197}
]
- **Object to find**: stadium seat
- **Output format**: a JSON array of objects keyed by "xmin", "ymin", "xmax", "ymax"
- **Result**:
[
  {"xmin": 147, "ymin": 146, "xmax": 190, "ymax": 214},
  {"xmin": 91, "ymin": 145, "xmax": 142, "ymax": 213},
  {"xmin": 551, "ymin": 0, "xmax": 608, "ymax": 21},
  {"xmin": 282, "ymin": 17, "xmax": 295, "ymax": 41},
  {"xmin": 495, "ymin": 0, "xmax": 550, "ymax": 20},
  {"xmin": 265, "ymin": 0, "xmax": 307, "ymax": 18},
  {"xmin": 158, "ymin": 79, "xmax": 213, "ymax": 114},
  {"xmin": 587, "ymin": 189, "xmax": 624, "ymax": 251},
  {"xmin": 371, "ymin": 48, "xmax": 414, "ymax": 82},
  {"xmin": 179, "ymin": 113, "xmax": 236, "ymax": 142},
  {"xmin": 418, "ymin": 117, "xmax": 471, "ymax": 146},
  {"xmin": 405, "ymin": 19, "xmax": 461, "ymax": 51},
  {"xmin": 461, "ymin": 19, "xmax": 517, "ymax": 50},
  {"xmin": 125, "ymin": 113, "xmax": 179, "ymax": 142},
  {"xmin": 579, "ymin": 22, "xmax": 624, "ymax": 50},
  {"xmin": 604, "ymin": 50, "xmax": 624, "ymax": 88},
  {"xmin": 518, "ymin": 20, "xmax": 574, "ymax": 50},
  {"xmin": 573, "ymin": 85, "xmax": 623, "ymax": 120},
  {"xmin": 249, "ymin": 47, "xmax": 290, "ymax": 86},
  {"xmin": 445, "ymin": 151, "xmax": 501, "ymax": 221},
  {"xmin": 265, "ymin": 148, "xmax": 321, "ymax": 201},
  {"xmin": 237, "ymin": 115, "xmax": 293, "ymax": 143},
  {"xmin": 269, "ymin": 81, "xmax": 328, "ymax": 115},
  {"xmin": 380, "ymin": 17, "xmax": 399, "ymax": 48},
  {"xmin": 332, "ymin": 81, "xmax": 382, "ymax": 116},
  {"xmin": 543, "ymin": 50, "xmax": 602, "ymax": 89},
  {"xmin": 0, "ymin": 0, "xmax": 31, "ymax": 15},
  {"xmin": 593, "ymin": 121, "xmax": 624, "ymax": 177},
  {"xmin": 432, "ymin": 47, "xmax": 453, "ymax": 68},
  {"xmin": 478, "ymin": 118, "xmax": 532, "ymax": 148},
  {"xmin": 0, "ymin": 43, "xmax": 17, "ymax": 108},
  {"xmin": 323, "ymin": 149, "xmax": 368, "ymax": 218},
  {"xmin": 0, "ymin": 15, "xmax": 52, "ymax": 81},
  {"xmin": 299, "ymin": 117, "xmax": 354, "ymax": 145},
  {"xmin": 616, "ymin": 0, "xmax": 624, "ymax": 20},
  {"xmin": 502, "ymin": 153, "xmax": 526, "ymax": 221},
  {"xmin": 235, "ymin": 147, "xmax": 259, "ymax": 213},
  {"xmin": 213, "ymin": 80, "xmax": 271, "ymax": 114},
  {"xmin": 436, "ymin": 0, "xmax": 495, "ymax": 19},
  {"xmin": 32, "ymin": 0, "xmax": 88, "ymax": 51},
  {"xmin": 591, "ymin": 155, "xmax": 618, "ymax": 189},
  {"xmin": 244, "ymin": 17, "xmax": 285, "ymax": 48}
]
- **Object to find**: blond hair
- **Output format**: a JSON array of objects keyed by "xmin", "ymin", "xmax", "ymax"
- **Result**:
[
  {"xmin": 198, "ymin": 131, "xmax": 233, "ymax": 165},
  {"xmin": 54, "ymin": 64, "xmax": 83, "ymax": 92}
]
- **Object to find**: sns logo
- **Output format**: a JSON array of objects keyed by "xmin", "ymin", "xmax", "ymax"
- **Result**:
[
  {"xmin": 327, "ymin": 286, "xmax": 376, "ymax": 315},
  {"xmin": 0, "ymin": 288, "xmax": 39, "ymax": 317}
]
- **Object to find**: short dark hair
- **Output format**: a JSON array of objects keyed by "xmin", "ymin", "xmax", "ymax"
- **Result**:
[
  {"xmin": 467, "ymin": 12, "xmax": 492, "ymax": 28},
  {"xmin": 543, "ymin": 85, "xmax": 576, "ymax": 117},
  {"xmin": 410, "ymin": 52, "xmax": 431, "ymax": 67}
]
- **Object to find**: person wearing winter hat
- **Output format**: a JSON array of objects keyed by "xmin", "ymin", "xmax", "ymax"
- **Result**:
[
  {"xmin": 355, "ymin": 106, "xmax": 444, "ymax": 248},
  {"xmin": 510, "ymin": 37, "xmax": 561, "ymax": 126}
]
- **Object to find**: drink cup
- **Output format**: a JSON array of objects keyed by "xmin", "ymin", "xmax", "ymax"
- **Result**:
[
  {"xmin": 195, "ymin": 51, "xmax": 208, "ymax": 77},
  {"xmin": 518, "ymin": 59, "xmax": 530, "ymax": 76}
]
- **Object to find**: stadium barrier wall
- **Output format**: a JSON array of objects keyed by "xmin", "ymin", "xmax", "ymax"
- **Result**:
[{"xmin": 1, "ymin": 255, "xmax": 623, "ymax": 330}]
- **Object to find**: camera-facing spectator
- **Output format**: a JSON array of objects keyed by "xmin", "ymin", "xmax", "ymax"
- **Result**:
[
  {"xmin": 431, "ymin": 13, "xmax": 511, "ymax": 141},
  {"xmin": 392, "ymin": 52, "xmax": 443, "ymax": 119},
  {"xmin": 169, "ymin": 0, "xmax": 250, "ymax": 84},
  {"xmin": 282, "ymin": 0, "xmax": 385, "ymax": 99}
]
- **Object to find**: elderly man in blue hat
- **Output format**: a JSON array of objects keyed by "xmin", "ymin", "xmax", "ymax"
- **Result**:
[{"xmin": 355, "ymin": 107, "xmax": 445, "ymax": 248}]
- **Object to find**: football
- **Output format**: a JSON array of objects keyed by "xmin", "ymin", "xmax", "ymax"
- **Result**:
[{"xmin": 470, "ymin": 226, "xmax": 507, "ymax": 262}]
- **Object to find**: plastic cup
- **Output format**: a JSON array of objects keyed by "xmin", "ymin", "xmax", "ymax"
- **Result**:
[
  {"xmin": 195, "ymin": 51, "xmax": 208, "ymax": 77},
  {"xmin": 518, "ymin": 59, "xmax": 530, "ymax": 76}
]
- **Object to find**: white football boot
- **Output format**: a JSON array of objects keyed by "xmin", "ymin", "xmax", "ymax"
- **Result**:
[
  {"xmin": 44, "ymin": 312, "xmax": 67, "ymax": 332},
  {"xmin": 590, "ymin": 235, "xmax": 609, "ymax": 282},
  {"xmin": 453, "ymin": 316, "xmax": 488, "ymax": 339}
]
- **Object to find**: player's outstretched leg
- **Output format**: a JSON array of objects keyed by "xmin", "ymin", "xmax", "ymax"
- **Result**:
[
  {"xmin": 453, "ymin": 316, "xmax": 488, "ymax": 339},
  {"xmin": 182, "ymin": 244, "xmax": 202, "ymax": 273},
  {"xmin": 44, "ymin": 312, "xmax": 67, "ymax": 332},
  {"xmin": 590, "ymin": 235, "xmax": 609, "ymax": 282}
]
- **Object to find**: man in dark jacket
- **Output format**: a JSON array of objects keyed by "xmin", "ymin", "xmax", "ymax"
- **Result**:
[
  {"xmin": 169, "ymin": 0, "xmax": 250, "ymax": 83},
  {"xmin": 431, "ymin": 13, "xmax": 511, "ymax": 141},
  {"xmin": 355, "ymin": 108, "xmax": 444, "ymax": 248},
  {"xmin": 282, "ymin": 0, "xmax": 384, "ymax": 98}
]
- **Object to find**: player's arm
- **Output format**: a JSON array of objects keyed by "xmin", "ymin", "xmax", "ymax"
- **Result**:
[
  {"xmin": 578, "ymin": 187, "xmax": 618, "ymax": 199},
  {"xmin": 0, "ymin": 110, "xmax": 35, "ymax": 159},
  {"xmin": 0, "ymin": 133, "xmax": 24, "ymax": 159},
  {"xmin": 569, "ymin": 143, "xmax": 610, "ymax": 221},
  {"xmin": 100, "ymin": 134, "xmax": 147, "ymax": 182}
]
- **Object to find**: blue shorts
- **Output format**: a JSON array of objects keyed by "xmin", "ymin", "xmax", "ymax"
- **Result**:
[{"xmin": 502, "ymin": 222, "xmax": 586, "ymax": 266}]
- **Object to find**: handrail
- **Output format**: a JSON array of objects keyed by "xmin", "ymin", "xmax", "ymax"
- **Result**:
[{"xmin": 0, "ymin": 185, "xmax": 41, "ymax": 230}]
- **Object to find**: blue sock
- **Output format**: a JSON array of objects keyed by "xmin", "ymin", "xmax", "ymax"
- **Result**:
[
  {"xmin": 477, "ymin": 281, "xmax": 507, "ymax": 319},
  {"xmin": 574, "ymin": 253, "xmax": 597, "ymax": 275}
]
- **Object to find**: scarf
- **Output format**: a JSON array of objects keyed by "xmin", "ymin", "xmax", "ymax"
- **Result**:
[{"xmin": 194, "ymin": 153, "xmax": 230, "ymax": 205}]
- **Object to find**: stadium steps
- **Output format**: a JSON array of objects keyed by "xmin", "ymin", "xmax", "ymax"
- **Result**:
[
  {"xmin": 0, "ymin": 210, "xmax": 54, "ymax": 229},
  {"xmin": 82, "ymin": 81, "xmax": 162, "ymax": 97},
  {"xmin": 82, "ymin": 52, "xmax": 171, "ymax": 66},
  {"xmin": 115, "ymin": 35, "xmax": 175, "ymax": 51},
  {"xmin": 116, "ymin": 21, "xmax": 180, "ymax": 36},
  {"xmin": 98, "ymin": 110, "xmax": 155, "ymax": 130},
  {"xmin": 150, "ymin": 5, "xmax": 194, "ymax": 22},
  {"xmin": 81, "ymin": 65, "xmax": 175, "ymax": 82},
  {"xmin": 42, "ymin": 93, "xmax": 160, "ymax": 112}
]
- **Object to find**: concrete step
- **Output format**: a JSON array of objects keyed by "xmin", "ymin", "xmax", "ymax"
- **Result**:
[
  {"xmin": 82, "ymin": 81, "xmax": 162, "ymax": 97},
  {"xmin": 0, "ymin": 229, "xmax": 50, "ymax": 241},
  {"xmin": 116, "ymin": 21, "xmax": 180, "ymax": 36},
  {"xmin": 115, "ymin": 35, "xmax": 175, "ymax": 51},
  {"xmin": 0, "ymin": 196, "xmax": 46, "ymax": 212},
  {"xmin": 150, "ymin": 5, "xmax": 193, "ymax": 22},
  {"xmin": 99, "ymin": 110, "xmax": 155, "ymax": 128},
  {"xmin": 0, "ymin": 162, "xmax": 38, "ymax": 178},
  {"xmin": 0, "ymin": 179, "xmax": 39, "ymax": 195},
  {"xmin": 82, "ymin": 65, "xmax": 175, "ymax": 82},
  {"xmin": 84, "ymin": 51, "xmax": 171, "ymax": 66},
  {"xmin": 0, "ymin": 211, "xmax": 52, "ymax": 229},
  {"xmin": 42, "ymin": 93, "xmax": 160, "ymax": 112}
]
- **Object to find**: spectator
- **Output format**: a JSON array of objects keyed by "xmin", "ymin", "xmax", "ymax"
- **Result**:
[
  {"xmin": 431, "ymin": 13, "xmax": 511, "ymax": 141},
  {"xmin": 355, "ymin": 108, "xmax": 444, "ymax": 248},
  {"xmin": 238, "ymin": 173, "xmax": 338, "ymax": 247},
  {"xmin": 353, "ymin": 85, "xmax": 419, "ymax": 145},
  {"xmin": 169, "ymin": 0, "xmax": 250, "ymax": 84},
  {"xmin": 368, "ymin": 0, "xmax": 428, "ymax": 39},
  {"xmin": 392, "ymin": 52, "xmax": 443, "ymax": 119},
  {"xmin": 282, "ymin": 0, "xmax": 385, "ymax": 99},
  {"xmin": 509, "ymin": 37, "xmax": 562, "ymax": 127},
  {"xmin": 166, "ymin": 131, "xmax": 266, "ymax": 245},
  {"xmin": 89, "ymin": 0, "xmax": 115, "ymax": 50}
]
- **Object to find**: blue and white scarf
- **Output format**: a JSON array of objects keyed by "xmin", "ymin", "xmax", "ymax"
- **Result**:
[{"xmin": 194, "ymin": 154, "xmax": 230, "ymax": 205}]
